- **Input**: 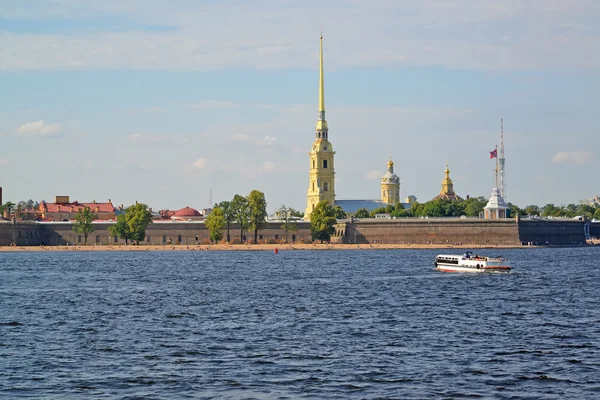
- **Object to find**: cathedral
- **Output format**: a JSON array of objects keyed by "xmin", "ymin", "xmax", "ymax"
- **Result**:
[{"xmin": 304, "ymin": 35, "xmax": 410, "ymax": 217}]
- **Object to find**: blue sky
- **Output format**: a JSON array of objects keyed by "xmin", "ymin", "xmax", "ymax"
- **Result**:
[{"xmin": 0, "ymin": 0, "xmax": 598, "ymax": 212}]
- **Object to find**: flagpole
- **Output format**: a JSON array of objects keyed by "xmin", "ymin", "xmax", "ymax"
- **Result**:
[{"xmin": 495, "ymin": 145, "xmax": 498, "ymax": 189}]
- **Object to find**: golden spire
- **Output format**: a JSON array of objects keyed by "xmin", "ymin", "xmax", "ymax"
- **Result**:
[
  {"xmin": 319, "ymin": 33, "xmax": 325, "ymax": 113},
  {"xmin": 387, "ymin": 157, "xmax": 394, "ymax": 172},
  {"xmin": 315, "ymin": 32, "xmax": 328, "ymax": 134}
]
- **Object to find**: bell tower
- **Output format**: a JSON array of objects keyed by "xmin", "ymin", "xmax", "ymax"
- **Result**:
[
  {"xmin": 381, "ymin": 158, "xmax": 400, "ymax": 205},
  {"xmin": 305, "ymin": 34, "xmax": 336, "ymax": 218}
]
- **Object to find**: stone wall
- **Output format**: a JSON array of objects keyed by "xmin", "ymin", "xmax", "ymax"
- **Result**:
[
  {"xmin": 0, "ymin": 221, "xmax": 313, "ymax": 246},
  {"xmin": 341, "ymin": 218, "xmax": 522, "ymax": 245},
  {"xmin": 0, "ymin": 218, "xmax": 589, "ymax": 247},
  {"xmin": 517, "ymin": 219, "xmax": 586, "ymax": 245},
  {"xmin": 0, "ymin": 222, "xmax": 45, "ymax": 246},
  {"xmin": 590, "ymin": 222, "xmax": 600, "ymax": 239}
]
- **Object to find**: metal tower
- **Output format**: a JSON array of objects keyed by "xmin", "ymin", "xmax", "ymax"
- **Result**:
[{"xmin": 499, "ymin": 118, "xmax": 506, "ymax": 199}]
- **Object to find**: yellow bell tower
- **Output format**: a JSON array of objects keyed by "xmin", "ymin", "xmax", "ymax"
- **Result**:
[
  {"xmin": 305, "ymin": 34, "xmax": 335, "ymax": 218},
  {"xmin": 381, "ymin": 158, "xmax": 400, "ymax": 205}
]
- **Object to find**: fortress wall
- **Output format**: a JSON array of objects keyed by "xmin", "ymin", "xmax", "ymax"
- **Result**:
[
  {"xmin": 590, "ymin": 222, "xmax": 600, "ymax": 239},
  {"xmin": 517, "ymin": 219, "xmax": 586, "ymax": 245},
  {"xmin": 6, "ymin": 221, "xmax": 314, "ymax": 246},
  {"xmin": 0, "ymin": 223, "xmax": 45, "ymax": 246},
  {"xmin": 342, "ymin": 219, "xmax": 521, "ymax": 245},
  {"xmin": 0, "ymin": 219, "xmax": 589, "ymax": 247}
]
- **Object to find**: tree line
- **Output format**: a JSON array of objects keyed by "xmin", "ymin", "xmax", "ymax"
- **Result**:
[
  {"xmin": 352, "ymin": 197, "xmax": 600, "ymax": 220},
  {"xmin": 72, "ymin": 203, "xmax": 153, "ymax": 245},
  {"xmin": 205, "ymin": 190, "xmax": 269, "ymax": 244}
]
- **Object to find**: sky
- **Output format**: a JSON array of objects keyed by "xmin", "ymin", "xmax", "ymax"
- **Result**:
[{"xmin": 0, "ymin": 0, "xmax": 598, "ymax": 213}]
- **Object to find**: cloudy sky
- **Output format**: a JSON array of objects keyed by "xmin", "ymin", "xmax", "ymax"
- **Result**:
[{"xmin": 1, "ymin": 0, "xmax": 598, "ymax": 212}]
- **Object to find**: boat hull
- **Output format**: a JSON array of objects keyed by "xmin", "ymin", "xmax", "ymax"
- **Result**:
[{"xmin": 435, "ymin": 263, "xmax": 511, "ymax": 273}]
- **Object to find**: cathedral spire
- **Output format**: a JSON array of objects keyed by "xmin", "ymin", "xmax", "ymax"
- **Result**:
[
  {"xmin": 316, "ymin": 34, "xmax": 328, "ymax": 136},
  {"xmin": 319, "ymin": 33, "xmax": 325, "ymax": 114}
]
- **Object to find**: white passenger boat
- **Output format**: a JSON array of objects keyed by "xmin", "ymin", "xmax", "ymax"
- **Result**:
[{"xmin": 434, "ymin": 251, "xmax": 511, "ymax": 273}]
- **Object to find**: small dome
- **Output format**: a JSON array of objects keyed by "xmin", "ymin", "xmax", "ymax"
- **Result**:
[{"xmin": 173, "ymin": 206, "xmax": 202, "ymax": 217}]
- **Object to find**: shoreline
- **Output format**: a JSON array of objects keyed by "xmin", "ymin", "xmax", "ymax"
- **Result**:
[{"xmin": 1, "ymin": 243, "xmax": 593, "ymax": 252}]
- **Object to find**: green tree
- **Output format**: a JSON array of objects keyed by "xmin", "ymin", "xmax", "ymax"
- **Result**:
[
  {"xmin": 205, "ymin": 206, "xmax": 226, "ymax": 243},
  {"xmin": 216, "ymin": 200, "xmax": 235, "ymax": 243},
  {"xmin": 310, "ymin": 200, "xmax": 337, "ymax": 242},
  {"xmin": 125, "ymin": 203, "xmax": 153, "ymax": 244},
  {"xmin": 333, "ymin": 205, "xmax": 347, "ymax": 220},
  {"xmin": 410, "ymin": 201, "xmax": 424, "ymax": 217},
  {"xmin": 276, "ymin": 205, "xmax": 298, "ymax": 243},
  {"xmin": 3, "ymin": 201, "xmax": 15, "ymax": 216},
  {"xmin": 231, "ymin": 194, "xmax": 250, "ymax": 243},
  {"xmin": 507, "ymin": 203, "xmax": 523, "ymax": 218},
  {"xmin": 524, "ymin": 205, "xmax": 541, "ymax": 216},
  {"xmin": 541, "ymin": 204, "xmax": 559, "ymax": 217},
  {"xmin": 577, "ymin": 204, "xmax": 595, "ymax": 219},
  {"xmin": 369, "ymin": 207, "xmax": 388, "ymax": 217},
  {"xmin": 391, "ymin": 206, "xmax": 412, "ymax": 218},
  {"xmin": 289, "ymin": 208, "xmax": 304, "ymax": 218},
  {"xmin": 73, "ymin": 206, "xmax": 97, "ymax": 244},
  {"xmin": 247, "ymin": 190, "xmax": 268, "ymax": 244},
  {"xmin": 463, "ymin": 197, "xmax": 487, "ymax": 217},
  {"xmin": 354, "ymin": 208, "xmax": 370, "ymax": 218},
  {"xmin": 108, "ymin": 214, "xmax": 131, "ymax": 244}
]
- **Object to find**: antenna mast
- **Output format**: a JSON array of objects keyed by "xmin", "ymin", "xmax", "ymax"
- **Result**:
[{"xmin": 499, "ymin": 118, "xmax": 506, "ymax": 199}]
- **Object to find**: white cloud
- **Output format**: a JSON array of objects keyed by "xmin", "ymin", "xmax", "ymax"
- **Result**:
[
  {"xmin": 365, "ymin": 170, "xmax": 382, "ymax": 180},
  {"xmin": 232, "ymin": 133, "xmax": 251, "ymax": 142},
  {"xmin": 191, "ymin": 158, "xmax": 210, "ymax": 170},
  {"xmin": 552, "ymin": 151, "xmax": 591, "ymax": 164},
  {"xmin": 263, "ymin": 136, "xmax": 277, "ymax": 145},
  {"xmin": 17, "ymin": 120, "xmax": 61, "ymax": 137}
]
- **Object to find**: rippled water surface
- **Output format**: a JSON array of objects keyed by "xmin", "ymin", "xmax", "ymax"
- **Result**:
[{"xmin": 2, "ymin": 248, "xmax": 600, "ymax": 399}]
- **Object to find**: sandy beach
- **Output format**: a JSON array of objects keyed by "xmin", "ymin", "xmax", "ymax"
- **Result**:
[{"xmin": 0, "ymin": 243, "xmax": 538, "ymax": 252}]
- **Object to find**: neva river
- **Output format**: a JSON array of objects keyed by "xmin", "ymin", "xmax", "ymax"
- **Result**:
[{"xmin": 2, "ymin": 248, "xmax": 600, "ymax": 399}]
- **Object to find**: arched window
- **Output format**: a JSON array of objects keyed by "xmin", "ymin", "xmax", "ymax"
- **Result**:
[
  {"xmin": 312, "ymin": 160, "xmax": 315, "ymax": 169},
  {"xmin": 95, "ymin": 235, "xmax": 100, "ymax": 243},
  {"xmin": 323, "ymin": 182, "xmax": 329, "ymax": 192},
  {"xmin": 312, "ymin": 181, "xmax": 315, "ymax": 191},
  {"xmin": 177, "ymin": 235, "xmax": 182, "ymax": 244},
  {"xmin": 323, "ymin": 160, "xmax": 328, "ymax": 168},
  {"xmin": 292, "ymin": 234, "xmax": 296, "ymax": 242}
]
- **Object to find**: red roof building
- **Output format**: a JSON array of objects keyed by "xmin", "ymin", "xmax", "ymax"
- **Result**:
[
  {"xmin": 171, "ymin": 206, "xmax": 204, "ymax": 221},
  {"xmin": 39, "ymin": 196, "xmax": 116, "ymax": 221}
]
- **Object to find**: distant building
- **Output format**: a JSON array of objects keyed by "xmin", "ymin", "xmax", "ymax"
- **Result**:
[
  {"xmin": 170, "ymin": 206, "xmax": 204, "ymax": 221},
  {"xmin": 580, "ymin": 196, "xmax": 600, "ymax": 205},
  {"xmin": 431, "ymin": 165, "xmax": 463, "ymax": 201},
  {"xmin": 39, "ymin": 196, "xmax": 116, "ymax": 221},
  {"xmin": 381, "ymin": 158, "xmax": 400, "ymax": 205},
  {"xmin": 484, "ymin": 188, "xmax": 508, "ymax": 219}
]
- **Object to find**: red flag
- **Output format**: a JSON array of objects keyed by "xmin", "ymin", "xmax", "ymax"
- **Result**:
[{"xmin": 489, "ymin": 149, "xmax": 497, "ymax": 159}]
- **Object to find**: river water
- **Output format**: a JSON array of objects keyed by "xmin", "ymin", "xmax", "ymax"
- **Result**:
[{"xmin": 1, "ymin": 248, "xmax": 600, "ymax": 399}]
